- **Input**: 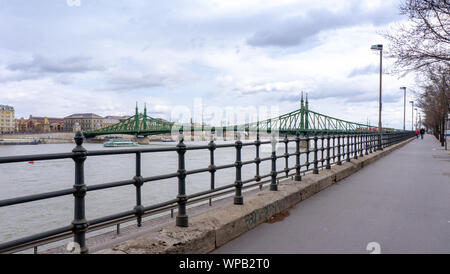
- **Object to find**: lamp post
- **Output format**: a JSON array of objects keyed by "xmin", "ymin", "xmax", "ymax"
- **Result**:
[
  {"xmin": 409, "ymin": 101, "xmax": 414, "ymax": 130},
  {"xmin": 415, "ymin": 108, "xmax": 418, "ymax": 129},
  {"xmin": 400, "ymin": 87, "xmax": 406, "ymax": 131},
  {"xmin": 371, "ymin": 44, "xmax": 383, "ymax": 150}
]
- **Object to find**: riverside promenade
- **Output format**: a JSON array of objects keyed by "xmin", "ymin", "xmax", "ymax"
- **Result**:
[{"xmin": 213, "ymin": 135, "xmax": 450, "ymax": 254}]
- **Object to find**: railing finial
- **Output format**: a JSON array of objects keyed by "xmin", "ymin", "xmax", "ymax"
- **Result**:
[{"xmin": 74, "ymin": 131, "xmax": 84, "ymax": 147}]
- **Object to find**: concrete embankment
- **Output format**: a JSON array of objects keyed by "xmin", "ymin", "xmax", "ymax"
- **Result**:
[
  {"xmin": 96, "ymin": 138, "xmax": 414, "ymax": 254},
  {"xmin": 0, "ymin": 132, "xmax": 75, "ymax": 144}
]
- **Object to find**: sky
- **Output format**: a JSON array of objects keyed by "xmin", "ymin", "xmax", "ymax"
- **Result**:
[{"xmin": 0, "ymin": 0, "xmax": 419, "ymax": 129}]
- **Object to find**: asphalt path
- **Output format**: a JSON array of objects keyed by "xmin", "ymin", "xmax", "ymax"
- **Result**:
[{"xmin": 213, "ymin": 135, "xmax": 450, "ymax": 254}]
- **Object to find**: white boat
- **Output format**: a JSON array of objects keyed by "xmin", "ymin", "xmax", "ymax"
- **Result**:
[{"xmin": 103, "ymin": 139, "xmax": 139, "ymax": 147}]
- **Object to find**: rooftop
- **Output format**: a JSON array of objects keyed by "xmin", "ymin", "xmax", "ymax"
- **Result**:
[
  {"xmin": 64, "ymin": 113, "xmax": 104, "ymax": 119},
  {"xmin": 0, "ymin": 105, "xmax": 14, "ymax": 111},
  {"xmin": 30, "ymin": 116, "xmax": 64, "ymax": 121}
]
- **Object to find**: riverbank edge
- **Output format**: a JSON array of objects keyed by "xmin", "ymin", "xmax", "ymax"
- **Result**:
[{"xmin": 95, "ymin": 137, "xmax": 415, "ymax": 254}]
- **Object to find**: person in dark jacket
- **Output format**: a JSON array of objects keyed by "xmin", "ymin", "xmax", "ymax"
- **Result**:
[{"xmin": 420, "ymin": 128, "xmax": 425, "ymax": 140}]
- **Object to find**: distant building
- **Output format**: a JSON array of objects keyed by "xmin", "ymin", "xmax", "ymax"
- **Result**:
[
  {"xmin": 0, "ymin": 105, "xmax": 15, "ymax": 134},
  {"xmin": 64, "ymin": 113, "xmax": 104, "ymax": 132},
  {"xmin": 155, "ymin": 117, "xmax": 171, "ymax": 123},
  {"xmin": 16, "ymin": 115, "xmax": 64, "ymax": 133},
  {"xmin": 104, "ymin": 115, "xmax": 130, "ymax": 122},
  {"xmin": 102, "ymin": 118, "xmax": 120, "ymax": 127},
  {"xmin": 15, "ymin": 115, "xmax": 64, "ymax": 133}
]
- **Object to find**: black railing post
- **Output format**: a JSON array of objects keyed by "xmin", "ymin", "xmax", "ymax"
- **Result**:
[
  {"xmin": 255, "ymin": 133, "xmax": 262, "ymax": 189},
  {"xmin": 208, "ymin": 135, "xmax": 216, "ymax": 206},
  {"xmin": 71, "ymin": 131, "xmax": 89, "ymax": 254},
  {"xmin": 378, "ymin": 131, "xmax": 383, "ymax": 151},
  {"xmin": 337, "ymin": 134, "xmax": 342, "ymax": 165},
  {"xmin": 353, "ymin": 134, "xmax": 358, "ymax": 160},
  {"xmin": 234, "ymin": 134, "xmax": 244, "ymax": 204},
  {"xmin": 176, "ymin": 134, "xmax": 188, "ymax": 227},
  {"xmin": 373, "ymin": 133, "xmax": 376, "ymax": 152},
  {"xmin": 356, "ymin": 134, "xmax": 359, "ymax": 156},
  {"xmin": 313, "ymin": 135, "xmax": 319, "ymax": 174},
  {"xmin": 333, "ymin": 132, "xmax": 336, "ymax": 164},
  {"xmin": 294, "ymin": 132, "xmax": 301, "ymax": 181},
  {"xmin": 270, "ymin": 134, "xmax": 278, "ymax": 191},
  {"xmin": 346, "ymin": 134, "xmax": 351, "ymax": 162},
  {"xmin": 320, "ymin": 134, "xmax": 325, "ymax": 169},
  {"xmin": 284, "ymin": 134, "xmax": 289, "ymax": 177},
  {"xmin": 359, "ymin": 134, "xmax": 364, "ymax": 157},
  {"xmin": 326, "ymin": 134, "xmax": 331, "ymax": 169},
  {"xmin": 365, "ymin": 133, "xmax": 369, "ymax": 155},
  {"xmin": 305, "ymin": 134, "xmax": 311, "ymax": 171},
  {"xmin": 134, "ymin": 152, "xmax": 144, "ymax": 227}
]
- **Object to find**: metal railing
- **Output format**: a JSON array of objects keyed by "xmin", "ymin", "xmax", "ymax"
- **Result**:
[{"xmin": 0, "ymin": 130, "xmax": 415, "ymax": 253}]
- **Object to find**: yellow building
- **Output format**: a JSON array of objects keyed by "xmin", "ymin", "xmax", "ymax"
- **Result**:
[
  {"xmin": 15, "ymin": 115, "xmax": 64, "ymax": 133},
  {"xmin": 0, "ymin": 105, "xmax": 15, "ymax": 134}
]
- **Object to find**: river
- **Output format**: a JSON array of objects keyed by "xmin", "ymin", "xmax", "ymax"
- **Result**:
[{"xmin": 0, "ymin": 140, "xmax": 317, "ymax": 250}]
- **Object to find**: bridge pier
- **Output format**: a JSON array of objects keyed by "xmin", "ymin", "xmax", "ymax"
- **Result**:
[{"xmin": 135, "ymin": 136, "xmax": 150, "ymax": 145}]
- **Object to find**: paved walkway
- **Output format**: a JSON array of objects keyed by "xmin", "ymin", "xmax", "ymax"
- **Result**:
[{"xmin": 213, "ymin": 135, "xmax": 450, "ymax": 254}]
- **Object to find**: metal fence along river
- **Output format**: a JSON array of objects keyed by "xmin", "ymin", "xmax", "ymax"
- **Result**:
[{"xmin": 0, "ymin": 130, "xmax": 414, "ymax": 253}]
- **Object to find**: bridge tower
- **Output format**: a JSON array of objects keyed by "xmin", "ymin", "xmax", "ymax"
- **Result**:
[
  {"xmin": 300, "ymin": 92, "xmax": 305, "ymax": 132},
  {"xmin": 134, "ymin": 102, "xmax": 139, "ymax": 133},
  {"xmin": 143, "ymin": 103, "xmax": 147, "ymax": 131},
  {"xmin": 305, "ymin": 93, "xmax": 309, "ymax": 131}
]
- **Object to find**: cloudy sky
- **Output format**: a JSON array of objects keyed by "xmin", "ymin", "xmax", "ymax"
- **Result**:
[{"xmin": 0, "ymin": 0, "xmax": 418, "ymax": 129}]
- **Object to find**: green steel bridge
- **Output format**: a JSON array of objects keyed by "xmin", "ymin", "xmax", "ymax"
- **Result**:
[{"xmin": 84, "ymin": 95, "xmax": 393, "ymax": 138}]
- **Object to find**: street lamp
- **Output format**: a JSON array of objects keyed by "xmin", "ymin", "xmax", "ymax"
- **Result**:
[
  {"xmin": 409, "ymin": 101, "xmax": 414, "ymax": 130},
  {"xmin": 400, "ymin": 87, "xmax": 406, "ymax": 131},
  {"xmin": 371, "ymin": 44, "xmax": 383, "ymax": 150}
]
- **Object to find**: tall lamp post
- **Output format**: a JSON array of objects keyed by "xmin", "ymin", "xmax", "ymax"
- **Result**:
[
  {"xmin": 409, "ymin": 101, "xmax": 414, "ymax": 130},
  {"xmin": 415, "ymin": 108, "xmax": 418, "ymax": 129},
  {"xmin": 371, "ymin": 44, "xmax": 383, "ymax": 150},
  {"xmin": 400, "ymin": 87, "xmax": 406, "ymax": 131}
]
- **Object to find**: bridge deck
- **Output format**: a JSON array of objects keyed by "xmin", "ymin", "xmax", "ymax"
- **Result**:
[{"xmin": 213, "ymin": 135, "xmax": 450, "ymax": 254}]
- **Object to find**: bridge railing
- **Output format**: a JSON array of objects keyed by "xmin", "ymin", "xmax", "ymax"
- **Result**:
[{"xmin": 0, "ymin": 130, "xmax": 415, "ymax": 254}]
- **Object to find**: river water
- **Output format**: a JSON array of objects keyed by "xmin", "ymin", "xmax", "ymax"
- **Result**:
[{"xmin": 1, "ymin": 140, "xmax": 322, "ymax": 248}]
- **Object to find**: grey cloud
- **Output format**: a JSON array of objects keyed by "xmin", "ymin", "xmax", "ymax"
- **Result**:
[
  {"xmin": 105, "ymin": 74, "xmax": 167, "ymax": 91},
  {"xmin": 348, "ymin": 64, "xmax": 379, "ymax": 77},
  {"xmin": 0, "ymin": 71, "xmax": 40, "ymax": 83},
  {"xmin": 247, "ymin": 3, "xmax": 399, "ymax": 48},
  {"xmin": 278, "ymin": 85, "xmax": 400, "ymax": 104},
  {"xmin": 343, "ymin": 92, "xmax": 399, "ymax": 103},
  {"xmin": 7, "ymin": 55, "xmax": 104, "ymax": 74}
]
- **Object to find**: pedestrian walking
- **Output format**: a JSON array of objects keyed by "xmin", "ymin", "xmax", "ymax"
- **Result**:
[
  {"xmin": 420, "ymin": 128, "xmax": 425, "ymax": 140},
  {"xmin": 415, "ymin": 129, "xmax": 419, "ymax": 139}
]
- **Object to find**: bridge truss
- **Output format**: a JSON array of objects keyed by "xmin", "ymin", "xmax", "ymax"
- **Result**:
[{"xmin": 84, "ymin": 96, "xmax": 393, "ymax": 138}]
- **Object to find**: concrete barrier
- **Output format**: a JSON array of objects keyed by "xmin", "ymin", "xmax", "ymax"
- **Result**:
[{"xmin": 96, "ymin": 138, "xmax": 414, "ymax": 254}]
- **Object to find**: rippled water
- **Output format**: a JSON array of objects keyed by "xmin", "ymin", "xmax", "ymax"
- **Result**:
[{"xmin": 0, "ymin": 140, "xmax": 315, "ymax": 247}]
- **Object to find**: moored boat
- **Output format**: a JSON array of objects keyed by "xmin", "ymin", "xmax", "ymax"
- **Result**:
[
  {"xmin": 103, "ymin": 139, "xmax": 139, "ymax": 147},
  {"xmin": 0, "ymin": 139, "xmax": 41, "ymax": 145}
]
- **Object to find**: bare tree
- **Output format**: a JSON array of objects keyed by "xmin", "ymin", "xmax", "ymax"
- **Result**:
[
  {"xmin": 416, "ymin": 67, "xmax": 449, "ymax": 145},
  {"xmin": 385, "ymin": 0, "xmax": 449, "ymax": 146},
  {"xmin": 384, "ymin": 0, "xmax": 450, "ymax": 73}
]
